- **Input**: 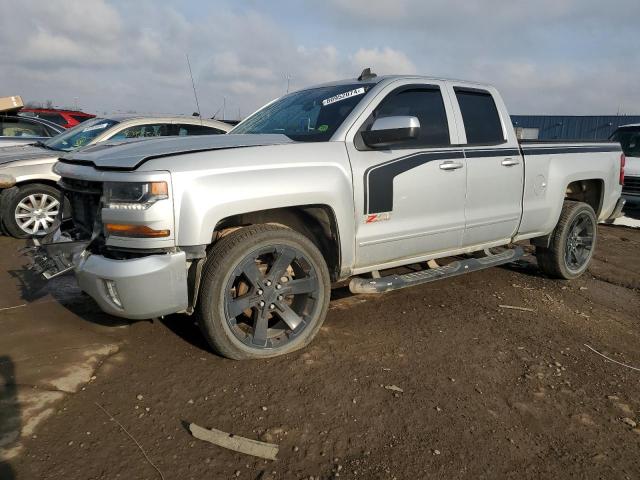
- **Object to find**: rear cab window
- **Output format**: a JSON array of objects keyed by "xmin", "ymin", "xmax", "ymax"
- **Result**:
[{"xmin": 454, "ymin": 87, "xmax": 505, "ymax": 145}]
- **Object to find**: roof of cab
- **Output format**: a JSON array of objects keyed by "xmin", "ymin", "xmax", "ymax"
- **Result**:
[{"xmin": 302, "ymin": 73, "xmax": 495, "ymax": 91}]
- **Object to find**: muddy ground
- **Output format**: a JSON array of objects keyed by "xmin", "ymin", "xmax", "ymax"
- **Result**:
[{"xmin": 1, "ymin": 223, "xmax": 639, "ymax": 480}]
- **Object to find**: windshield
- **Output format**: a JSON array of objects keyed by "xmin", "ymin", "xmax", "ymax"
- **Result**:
[
  {"xmin": 231, "ymin": 83, "xmax": 374, "ymax": 141},
  {"xmin": 44, "ymin": 118, "xmax": 119, "ymax": 152},
  {"xmin": 611, "ymin": 128, "xmax": 640, "ymax": 157}
]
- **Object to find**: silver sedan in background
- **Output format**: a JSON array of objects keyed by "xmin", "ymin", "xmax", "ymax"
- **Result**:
[{"xmin": 0, "ymin": 115, "xmax": 231, "ymax": 237}]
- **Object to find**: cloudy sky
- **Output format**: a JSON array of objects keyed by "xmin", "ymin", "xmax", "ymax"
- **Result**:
[{"xmin": 2, "ymin": 0, "xmax": 638, "ymax": 119}]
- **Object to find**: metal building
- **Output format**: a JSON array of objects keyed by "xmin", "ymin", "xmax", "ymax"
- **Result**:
[{"xmin": 510, "ymin": 115, "xmax": 640, "ymax": 141}]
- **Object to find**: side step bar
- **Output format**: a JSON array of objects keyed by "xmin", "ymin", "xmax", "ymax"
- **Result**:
[{"xmin": 349, "ymin": 247, "xmax": 524, "ymax": 294}]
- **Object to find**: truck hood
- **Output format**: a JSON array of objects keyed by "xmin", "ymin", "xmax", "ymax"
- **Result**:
[
  {"xmin": 0, "ymin": 143, "xmax": 58, "ymax": 166},
  {"xmin": 59, "ymin": 134, "xmax": 295, "ymax": 171}
]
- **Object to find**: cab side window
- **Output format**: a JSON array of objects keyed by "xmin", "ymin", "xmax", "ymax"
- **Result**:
[
  {"xmin": 454, "ymin": 88, "xmax": 504, "ymax": 145},
  {"xmin": 369, "ymin": 86, "xmax": 450, "ymax": 149},
  {"xmin": 177, "ymin": 124, "xmax": 226, "ymax": 136},
  {"xmin": 110, "ymin": 123, "xmax": 172, "ymax": 140}
]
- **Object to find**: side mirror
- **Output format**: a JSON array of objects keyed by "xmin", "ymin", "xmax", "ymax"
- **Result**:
[{"xmin": 361, "ymin": 116, "xmax": 420, "ymax": 148}]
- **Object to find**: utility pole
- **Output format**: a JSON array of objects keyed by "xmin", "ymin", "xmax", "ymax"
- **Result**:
[{"xmin": 222, "ymin": 97, "xmax": 226, "ymax": 121}]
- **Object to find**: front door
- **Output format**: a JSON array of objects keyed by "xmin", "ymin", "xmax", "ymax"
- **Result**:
[{"xmin": 346, "ymin": 82, "xmax": 468, "ymax": 270}]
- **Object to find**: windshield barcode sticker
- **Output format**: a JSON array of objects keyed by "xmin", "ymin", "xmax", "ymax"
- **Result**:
[
  {"xmin": 82, "ymin": 123, "xmax": 109, "ymax": 132},
  {"xmin": 322, "ymin": 87, "xmax": 365, "ymax": 106}
]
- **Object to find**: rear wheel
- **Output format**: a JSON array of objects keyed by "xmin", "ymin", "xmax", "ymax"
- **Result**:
[
  {"xmin": 197, "ymin": 224, "xmax": 331, "ymax": 360},
  {"xmin": 1, "ymin": 184, "xmax": 62, "ymax": 238},
  {"xmin": 536, "ymin": 200, "xmax": 597, "ymax": 279}
]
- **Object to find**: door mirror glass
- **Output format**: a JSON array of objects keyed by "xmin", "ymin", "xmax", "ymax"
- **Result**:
[{"xmin": 361, "ymin": 116, "xmax": 420, "ymax": 148}]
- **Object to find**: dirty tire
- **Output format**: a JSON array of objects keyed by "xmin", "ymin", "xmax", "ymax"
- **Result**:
[
  {"xmin": 1, "ymin": 183, "xmax": 63, "ymax": 239},
  {"xmin": 197, "ymin": 224, "xmax": 331, "ymax": 360},
  {"xmin": 536, "ymin": 200, "xmax": 597, "ymax": 280}
]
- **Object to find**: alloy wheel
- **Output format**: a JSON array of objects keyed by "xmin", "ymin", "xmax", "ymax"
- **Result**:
[
  {"xmin": 564, "ymin": 211, "xmax": 595, "ymax": 273},
  {"xmin": 14, "ymin": 193, "xmax": 60, "ymax": 235},
  {"xmin": 224, "ymin": 244, "xmax": 320, "ymax": 349}
]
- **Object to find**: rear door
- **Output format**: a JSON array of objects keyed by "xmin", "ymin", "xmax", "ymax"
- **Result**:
[
  {"xmin": 346, "ymin": 80, "xmax": 467, "ymax": 270},
  {"xmin": 447, "ymin": 84, "xmax": 523, "ymax": 247}
]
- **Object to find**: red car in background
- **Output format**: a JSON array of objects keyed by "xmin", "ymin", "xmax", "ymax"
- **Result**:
[{"xmin": 19, "ymin": 108, "xmax": 95, "ymax": 129}]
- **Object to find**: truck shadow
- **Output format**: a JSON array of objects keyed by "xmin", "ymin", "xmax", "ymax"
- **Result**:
[
  {"xmin": 0, "ymin": 356, "xmax": 19, "ymax": 480},
  {"xmin": 160, "ymin": 286, "xmax": 356, "ymax": 355},
  {"xmin": 161, "ymin": 315, "xmax": 212, "ymax": 353}
]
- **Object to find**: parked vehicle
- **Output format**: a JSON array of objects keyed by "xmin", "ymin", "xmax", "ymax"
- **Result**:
[
  {"xmin": 32, "ymin": 71, "xmax": 624, "ymax": 359},
  {"xmin": 0, "ymin": 115, "xmax": 230, "ymax": 238},
  {"xmin": 610, "ymin": 124, "xmax": 640, "ymax": 205},
  {"xmin": 19, "ymin": 108, "xmax": 95, "ymax": 129},
  {"xmin": 0, "ymin": 115, "xmax": 64, "ymax": 147}
]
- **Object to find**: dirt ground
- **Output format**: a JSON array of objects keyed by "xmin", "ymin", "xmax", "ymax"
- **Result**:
[{"xmin": 1, "ymin": 223, "xmax": 639, "ymax": 480}]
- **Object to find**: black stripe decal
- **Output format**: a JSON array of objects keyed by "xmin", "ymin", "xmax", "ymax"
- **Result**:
[
  {"xmin": 521, "ymin": 145, "xmax": 621, "ymax": 155},
  {"xmin": 363, "ymin": 144, "xmax": 621, "ymax": 215},
  {"xmin": 364, "ymin": 150, "xmax": 463, "ymax": 214}
]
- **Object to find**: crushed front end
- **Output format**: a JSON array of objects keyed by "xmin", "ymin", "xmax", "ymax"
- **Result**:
[{"xmin": 28, "ymin": 160, "xmax": 192, "ymax": 320}]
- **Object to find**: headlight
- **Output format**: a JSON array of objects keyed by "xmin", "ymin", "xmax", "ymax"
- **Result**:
[{"xmin": 104, "ymin": 181, "xmax": 168, "ymax": 210}]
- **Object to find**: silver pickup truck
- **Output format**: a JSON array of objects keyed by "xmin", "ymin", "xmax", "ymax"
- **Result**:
[{"xmin": 32, "ymin": 70, "xmax": 625, "ymax": 360}]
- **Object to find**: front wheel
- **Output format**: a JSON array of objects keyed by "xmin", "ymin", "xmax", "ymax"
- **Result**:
[
  {"xmin": 197, "ymin": 224, "xmax": 331, "ymax": 360},
  {"xmin": 536, "ymin": 200, "xmax": 597, "ymax": 279},
  {"xmin": 1, "ymin": 184, "xmax": 63, "ymax": 238}
]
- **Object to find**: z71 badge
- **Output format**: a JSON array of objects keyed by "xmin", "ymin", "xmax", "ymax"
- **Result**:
[{"xmin": 364, "ymin": 212, "xmax": 391, "ymax": 223}]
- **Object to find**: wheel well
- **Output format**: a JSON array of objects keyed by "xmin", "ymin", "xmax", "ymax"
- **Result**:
[
  {"xmin": 213, "ymin": 205, "xmax": 341, "ymax": 281},
  {"xmin": 565, "ymin": 179, "xmax": 603, "ymax": 215},
  {"xmin": 14, "ymin": 179, "xmax": 60, "ymax": 190}
]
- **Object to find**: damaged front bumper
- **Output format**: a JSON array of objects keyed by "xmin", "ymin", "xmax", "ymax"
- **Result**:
[{"xmin": 28, "ymin": 239, "xmax": 189, "ymax": 319}]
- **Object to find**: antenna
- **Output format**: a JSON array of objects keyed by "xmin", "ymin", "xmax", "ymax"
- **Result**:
[
  {"xmin": 358, "ymin": 67, "xmax": 377, "ymax": 81},
  {"xmin": 284, "ymin": 73, "xmax": 292, "ymax": 93},
  {"xmin": 186, "ymin": 53, "xmax": 203, "ymax": 125}
]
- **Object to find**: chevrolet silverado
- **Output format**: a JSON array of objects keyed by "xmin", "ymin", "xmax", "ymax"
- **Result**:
[{"xmin": 31, "ymin": 70, "xmax": 626, "ymax": 359}]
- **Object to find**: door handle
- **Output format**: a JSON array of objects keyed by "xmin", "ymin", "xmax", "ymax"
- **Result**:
[
  {"xmin": 501, "ymin": 158, "xmax": 520, "ymax": 167},
  {"xmin": 439, "ymin": 161, "xmax": 464, "ymax": 171}
]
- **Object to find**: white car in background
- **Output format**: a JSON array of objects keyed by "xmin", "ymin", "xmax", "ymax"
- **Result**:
[
  {"xmin": 610, "ymin": 124, "xmax": 640, "ymax": 206},
  {"xmin": 0, "ymin": 115, "xmax": 231, "ymax": 238}
]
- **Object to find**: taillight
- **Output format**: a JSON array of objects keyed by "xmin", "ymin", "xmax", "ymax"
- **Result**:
[{"xmin": 619, "ymin": 153, "xmax": 625, "ymax": 185}]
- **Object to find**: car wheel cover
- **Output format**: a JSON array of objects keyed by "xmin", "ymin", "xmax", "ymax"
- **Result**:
[{"xmin": 14, "ymin": 193, "xmax": 60, "ymax": 235}]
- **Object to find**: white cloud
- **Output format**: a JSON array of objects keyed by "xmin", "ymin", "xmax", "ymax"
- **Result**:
[
  {"xmin": 0, "ymin": 0, "xmax": 637, "ymax": 118},
  {"xmin": 352, "ymin": 48, "xmax": 417, "ymax": 75}
]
